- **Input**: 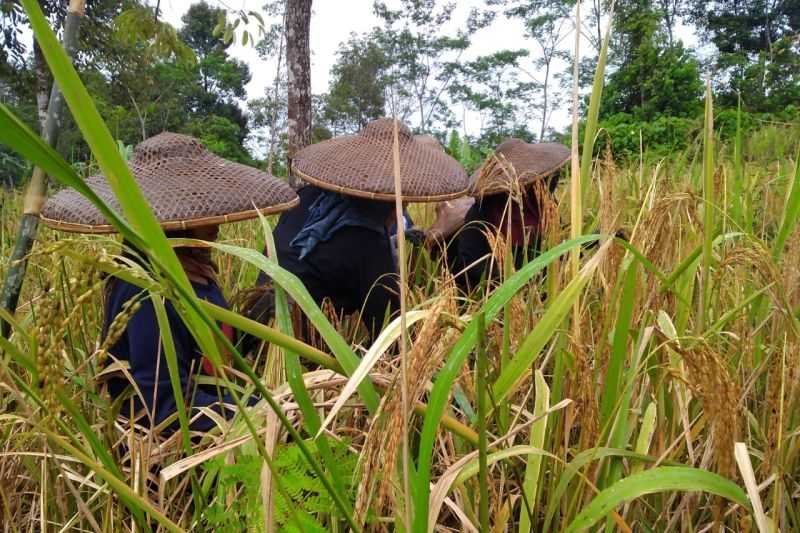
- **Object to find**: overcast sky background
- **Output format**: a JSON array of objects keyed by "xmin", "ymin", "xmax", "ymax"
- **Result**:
[
  {"xmin": 155, "ymin": 0, "xmax": 702, "ymax": 138},
  {"xmin": 19, "ymin": 0, "xmax": 702, "ymax": 141}
]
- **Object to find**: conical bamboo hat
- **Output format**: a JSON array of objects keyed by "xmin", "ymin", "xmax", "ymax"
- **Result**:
[
  {"xmin": 292, "ymin": 118, "xmax": 468, "ymax": 202},
  {"xmin": 41, "ymin": 132, "xmax": 299, "ymax": 233},
  {"xmin": 471, "ymin": 139, "xmax": 570, "ymax": 197}
]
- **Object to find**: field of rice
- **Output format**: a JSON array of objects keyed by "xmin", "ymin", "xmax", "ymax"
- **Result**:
[{"xmin": 3, "ymin": 2, "xmax": 800, "ymax": 532}]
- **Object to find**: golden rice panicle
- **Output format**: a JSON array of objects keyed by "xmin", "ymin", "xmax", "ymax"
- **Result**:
[
  {"xmin": 34, "ymin": 286, "xmax": 64, "ymax": 418},
  {"xmin": 355, "ymin": 295, "xmax": 450, "ymax": 522},
  {"xmin": 673, "ymin": 340, "xmax": 740, "ymax": 479},
  {"xmin": 573, "ymin": 338, "xmax": 599, "ymax": 447}
]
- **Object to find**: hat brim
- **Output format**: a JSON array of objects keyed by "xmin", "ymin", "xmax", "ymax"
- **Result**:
[
  {"xmin": 292, "ymin": 131, "xmax": 469, "ymax": 202},
  {"xmin": 40, "ymin": 198, "xmax": 299, "ymax": 234},
  {"xmin": 294, "ymin": 167, "xmax": 469, "ymax": 202},
  {"xmin": 471, "ymin": 143, "xmax": 570, "ymax": 197},
  {"xmin": 42, "ymin": 152, "xmax": 299, "ymax": 234}
]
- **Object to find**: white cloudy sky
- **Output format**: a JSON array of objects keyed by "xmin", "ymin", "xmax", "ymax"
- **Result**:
[
  {"xmin": 156, "ymin": 0, "xmax": 702, "ymax": 137},
  {"xmin": 159, "ymin": 0, "xmax": 551, "ymax": 134},
  {"xmin": 21, "ymin": 0, "xmax": 701, "ymax": 138}
]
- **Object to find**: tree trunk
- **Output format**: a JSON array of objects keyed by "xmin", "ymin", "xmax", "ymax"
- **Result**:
[
  {"xmin": 33, "ymin": 41, "xmax": 50, "ymax": 129},
  {"xmin": 285, "ymin": 0, "xmax": 312, "ymax": 189},
  {"xmin": 0, "ymin": 0, "xmax": 86, "ymax": 337},
  {"xmin": 540, "ymin": 58, "xmax": 551, "ymax": 141}
]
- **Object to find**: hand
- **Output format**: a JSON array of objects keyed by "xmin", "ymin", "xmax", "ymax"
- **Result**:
[{"xmin": 426, "ymin": 196, "xmax": 475, "ymax": 243}]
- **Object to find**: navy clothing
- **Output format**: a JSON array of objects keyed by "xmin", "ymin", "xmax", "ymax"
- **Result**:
[
  {"xmin": 262, "ymin": 185, "xmax": 399, "ymax": 336},
  {"xmin": 291, "ymin": 189, "xmax": 387, "ymax": 260},
  {"xmin": 103, "ymin": 279, "xmax": 235, "ymax": 432}
]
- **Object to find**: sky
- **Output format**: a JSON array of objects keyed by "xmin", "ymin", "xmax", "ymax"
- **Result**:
[
  {"xmin": 21, "ymin": 0, "xmax": 704, "ymax": 139},
  {"xmin": 159, "ymin": 0, "xmax": 566, "ymax": 134}
]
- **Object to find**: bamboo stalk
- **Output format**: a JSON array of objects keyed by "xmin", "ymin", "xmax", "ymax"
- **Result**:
[{"xmin": 0, "ymin": 0, "xmax": 86, "ymax": 337}]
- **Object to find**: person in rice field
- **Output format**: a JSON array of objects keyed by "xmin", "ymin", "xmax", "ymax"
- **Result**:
[
  {"xmin": 424, "ymin": 138, "xmax": 570, "ymax": 291},
  {"xmin": 40, "ymin": 132, "xmax": 298, "ymax": 433},
  {"xmin": 251, "ymin": 118, "xmax": 469, "ymax": 339}
]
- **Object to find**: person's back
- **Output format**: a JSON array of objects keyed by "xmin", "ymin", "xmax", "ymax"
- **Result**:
[{"xmin": 268, "ymin": 186, "xmax": 399, "ymax": 335}]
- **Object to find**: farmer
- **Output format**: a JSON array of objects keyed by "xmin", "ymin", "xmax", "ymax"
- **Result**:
[
  {"xmin": 425, "ymin": 138, "xmax": 570, "ymax": 291},
  {"xmin": 40, "ymin": 132, "xmax": 298, "ymax": 432},
  {"xmin": 254, "ymin": 118, "xmax": 468, "ymax": 338}
]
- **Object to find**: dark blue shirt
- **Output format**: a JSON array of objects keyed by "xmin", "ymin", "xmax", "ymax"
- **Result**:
[{"xmin": 103, "ymin": 278, "xmax": 234, "ymax": 432}]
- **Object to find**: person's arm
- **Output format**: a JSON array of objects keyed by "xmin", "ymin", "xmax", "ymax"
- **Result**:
[{"xmin": 425, "ymin": 197, "xmax": 476, "ymax": 245}]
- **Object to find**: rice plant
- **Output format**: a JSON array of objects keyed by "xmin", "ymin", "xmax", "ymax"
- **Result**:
[{"xmin": 3, "ymin": 1, "xmax": 800, "ymax": 532}]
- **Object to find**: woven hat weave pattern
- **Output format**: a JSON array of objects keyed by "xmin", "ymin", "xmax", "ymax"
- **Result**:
[
  {"xmin": 471, "ymin": 138, "xmax": 570, "ymax": 197},
  {"xmin": 42, "ymin": 132, "xmax": 299, "ymax": 233},
  {"xmin": 292, "ymin": 118, "xmax": 468, "ymax": 202}
]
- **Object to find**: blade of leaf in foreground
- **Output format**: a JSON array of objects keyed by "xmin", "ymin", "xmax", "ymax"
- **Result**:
[
  {"xmin": 19, "ymin": 5, "xmax": 355, "ymax": 525},
  {"xmin": 206, "ymin": 241, "xmax": 380, "ymax": 411},
  {"xmin": 317, "ymin": 310, "xmax": 429, "ymax": 438},
  {"xmin": 772, "ymin": 147, "xmax": 800, "ymax": 261},
  {"xmin": 493, "ymin": 240, "xmax": 610, "ymax": 404},
  {"xmin": 579, "ymin": 4, "xmax": 614, "ymax": 203},
  {"xmin": 565, "ymin": 467, "xmax": 750, "ymax": 533},
  {"xmin": 518, "ymin": 371, "xmax": 550, "ymax": 533},
  {"xmin": 0, "ymin": 104, "xmax": 140, "ymax": 246},
  {"xmin": 413, "ymin": 235, "xmax": 599, "ymax": 532}
]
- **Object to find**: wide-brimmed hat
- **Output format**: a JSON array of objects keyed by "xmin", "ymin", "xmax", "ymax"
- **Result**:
[
  {"xmin": 292, "ymin": 118, "xmax": 468, "ymax": 202},
  {"xmin": 41, "ymin": 132, "xmax": 299, "ymax": 233},
  {"xmin": 413, "ymin": 134, "xmax": 444, "ymax": 152},
  {"xmin": 471, "ymin": 139, "xmax": 570, "ymax": 197}
]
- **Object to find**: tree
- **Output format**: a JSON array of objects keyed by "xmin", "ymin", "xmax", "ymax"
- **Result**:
[
  {"xmin": 600, "ymin": 0, "xmax": 703, "ymax": 120},
  {"xmin": 687, "ymin": 0, "xmax": 800, "ymax": 111},
  {"xmin": 286, "ymin": 0, "xmax": 312, "ymax": 188},
  {"xmin": 372, "ymin": 0, "xmax": 492, "ymax": 132},
  {"xmin": 322, "ymin": 33, "xmax": 390, "ymax": 134},
  {"xmin": 447, "ymin": 49, "xmax": 539, "ymax": 144},
  {"xmin": 491, "ymin": 0, "xmax": 576, "ymax": 139}
]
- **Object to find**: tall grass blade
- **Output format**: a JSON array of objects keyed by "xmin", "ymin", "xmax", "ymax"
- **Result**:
[
  {"xmin": 518, "ymin": 370, "xmax": 550, "ymax": 532},
  {"xmin": 476, "ymin": 311, "xmax": 489, "ymax": 533},
  {"xmin": 493, "ymin": 241, "xmax": 610, "ymax": 404},
  {"xmin": 598, "ymin": 262, "xmax": 637, "ymax": 429},
  {"xmin": 579, "ymin": 3, "xmax": 614, "ymax": 203},
  {"xmin": 771, "ymin": 147, "xmax": 800, "ymax": 261},
  {"xmin": 412, "ymin": 235, "xmax": 599, "ymax": 532},
  {"xmin": 734, "ymin": 442, "xmax": 770, "ymax": 533},
  {"xmin": 631, "ymin": 402, "xmax": 657, "ymax": 475},
  {"xmin": 700, "ymin": 78, "xmax": 715, "ymax": 331},
  {"xmin": 565, "ymin": 467, "xmax": 750, "ymax": 532}
]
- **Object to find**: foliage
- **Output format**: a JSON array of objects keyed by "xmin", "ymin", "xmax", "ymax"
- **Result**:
[
  {"xmin": 687, "ymin": 0, "xmax": 800, "ymax": 112},
  {"xmin": 271, "ymin": 439, "xmax": 359, "ymax": 532},
  {"xmin": 597, "ymin": 112, "xmax": 698, "ymax": 157},
  {"xmin": 601, "ymin": 0, "xmax": 704, "ymax": 121},
  {"xmin": 321, "ymin": 33, "xmax": 390, "ymax": 134}
]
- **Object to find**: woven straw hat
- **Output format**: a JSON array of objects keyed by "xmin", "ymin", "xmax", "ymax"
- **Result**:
[
  {"xmin": 41, "ymin": 132, "xmax": 299, "ymax": 234},
  {"xmin": 292, "ymin": 118, "xmax": 468, "ymax": 202},
  {"xmin": 471, "ymin": 138, "xmax": 570, "ymax": 197},
  {"xmin": 413, "ymin": 134, "xmax": 444, "ymax": 152}
]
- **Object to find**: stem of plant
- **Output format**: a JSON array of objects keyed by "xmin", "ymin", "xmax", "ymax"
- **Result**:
[
  {"xmin": 476, "ymin": 311, "xmax": 489, "ymax": 532},
  {"xmin": 391, "ymin": 117, "xmax": 413, "ymax": 529},
  {"xmin": 0, "ymin": 0, "xmax": 85, "ymax": 337}
]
